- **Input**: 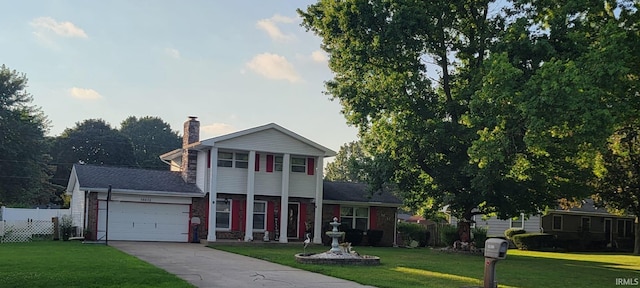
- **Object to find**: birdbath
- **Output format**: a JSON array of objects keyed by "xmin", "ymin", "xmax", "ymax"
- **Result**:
[{"xmin": 325, "ymin": 217, "xmax": 345, "ymax": 254}]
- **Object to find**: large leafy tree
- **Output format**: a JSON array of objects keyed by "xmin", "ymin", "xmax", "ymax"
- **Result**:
[
  {"xmin": 0, "ymin": 65, "xmax": 57, "ymax": 206},
  {"xmin": 120, "ymin": 116, "xmax": 181, "ymax": 170},
  {"xmin": 299, "ymin": 0, "xmax": 637, "ymax": 242},
  {"xmin": 50, "ymin": 119, "xmax": 136, "ymax": 186},
  {"xmin": 325, "ymin": 141, "xmax": 370, "ymax": 182}
]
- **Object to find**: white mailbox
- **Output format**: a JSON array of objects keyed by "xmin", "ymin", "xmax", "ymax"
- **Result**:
[{"xmin": 484, "ymin": 238, "xmax": 508, "ymax": 259}]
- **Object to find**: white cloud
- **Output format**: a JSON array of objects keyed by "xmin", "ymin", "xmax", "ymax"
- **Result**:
[
  {"xmin": 256, "ymin": 14, "xmax": 296, "ymax": 42},
  {"xmin": 30, "ymin": 17, "xmax": 88, "ymax": 38},
  {"xmin": 246, "ymin": 53, "xmax": 302, "ymax": 83},
  {"xmin": 165, "ymin": 48, "xmax": 181, "ymax": 59},
  {"xmin": 69, "ymin": 87, "xmax": 102, "ymax": 100},
  {"xmin": 201, "ymin": 123, "xmax": 236, "ymax": 138},
  {"xmin": 310, "ymin": 50, "xmax": 328, "ymax": 63}
]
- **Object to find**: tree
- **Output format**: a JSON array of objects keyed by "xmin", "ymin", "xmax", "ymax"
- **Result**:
[
  {"xmin": 0, "ymin": 65, "xmax": 57, "ymax": 206},
  {"xmin": 50, "ymin": 119, "xmax": 136, "ymax": 186},
  {"xmin": 325, "ymin": 141, "xmax": 370, "ymax": 182},
  {"xmin": 120, "ymin": 116, "xmax": 181, "ymax": 170},
  {"xmin": 299, "ymin": 0, "xmax": 637, "ymax": 243}
]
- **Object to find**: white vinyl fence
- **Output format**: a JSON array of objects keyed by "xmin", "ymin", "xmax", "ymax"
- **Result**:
[{"xmin": 0, "ymin": 206, "xmax": 71, "ymax": 243}]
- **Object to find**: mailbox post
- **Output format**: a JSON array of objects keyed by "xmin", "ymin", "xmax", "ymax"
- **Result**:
[{"xmin": 484, "ymin": 238, "xmax": 508, "ymax": 288}]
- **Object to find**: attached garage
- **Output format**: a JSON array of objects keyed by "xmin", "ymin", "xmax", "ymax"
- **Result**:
[
  {"xmin": 97, "ymin": 201, "xmax": 190, "ymax": 242},
  {"xmin": 67, "ymin": 164, "xmax": 204, "ymax": 243}
]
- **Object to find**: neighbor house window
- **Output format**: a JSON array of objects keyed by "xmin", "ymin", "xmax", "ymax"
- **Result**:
[
  {"xmin": 470, "ymin": 215, "xmax": 476, "ymax": 229},
  {"xmin": 340, "ymin": 206, "xmax": 369, "ymax": 230},
  {"xmin": 511, "ymin": 214, "xmax": 524, "ymax": 229},
  {"xmin": 552, "ymin": 215, "xmax": 563, "ymax": 230},
  {"xmin": 274, "ymin": 156, "xmax": 283, "ymax": 171},
  {"xmin": 581, "ymin": 217, "xmax": 591, "ymax": 232},
  {"xmin": 216, "ymin": 199, "xmax": 231, "ymax": 230},
  {"xmin": 235, "ymin": 153, "xmax": 249, "ymax": 169},
  {"xmin": 253, "ymin": 201, "xmax": 266, "ymax": 231},
  {"xmin": 217, "ymin": 152, "xmax": 233, "ymax": 167},
  {"xmin": 617, "ymin": 219, "xmax": 634, "ymax": 237}
]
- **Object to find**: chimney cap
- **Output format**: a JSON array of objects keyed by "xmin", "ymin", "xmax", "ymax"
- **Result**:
[{"xmin": 188, "ymin": 116, "xmax": 198, "ymax": 120}]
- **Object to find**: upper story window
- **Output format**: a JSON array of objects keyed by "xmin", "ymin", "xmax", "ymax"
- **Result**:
[
  {"xmin": 291, "ymin": 157, "xmax": 306, "ymax": 173},
  {"xmin": 217, "ymin": 152, "xmax": 233, "ymax": 167},
  {"xmin": 274, "ymin": 156, "xmax": 283, "ymax": 171},
  {"xmin": 217, "ymin": 151, "xmax": 248, "ymax": 169}
]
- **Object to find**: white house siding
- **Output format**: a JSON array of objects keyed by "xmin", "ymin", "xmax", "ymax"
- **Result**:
[
  {"xmin": 215, "ymin": 129, "xmax": 325, "ymax": 156},
  {"xmin": 289, "ymin": 173, "xmax": 316, "ymax": 198},
  {"xmin": 70, "ymin": 180, "xmax": 84, "ymax": 231},
  {"xmin": 470, "ymin": 215, "xmax": 542, "ymax": 236},
  {"xmin": 196, "ymin": 151, "xmax": 208, "ymax": 192},
  {"xmin": 216, "ymin": 168, "xmax": 249, "ymax": 194},
  {"xmin": 254, "ymin": 172, "xmax": 283, "ymax": 196}
]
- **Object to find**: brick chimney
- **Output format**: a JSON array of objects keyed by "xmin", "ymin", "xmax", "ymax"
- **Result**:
[{"xmin": 181, "ymin": 116, "xmax": 199, "ymax": 183}]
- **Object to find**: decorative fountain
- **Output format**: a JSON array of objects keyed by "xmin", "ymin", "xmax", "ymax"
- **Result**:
[{"xmin": 295, "ymin": 217, "xmax": 380, "ymax": 265}]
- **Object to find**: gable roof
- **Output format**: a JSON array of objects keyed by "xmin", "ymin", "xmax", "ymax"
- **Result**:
[
  {"xmin": 549, "ymin": 199, "xmax": 635, "ymax": 218},
  {"xmin": 67, "ymin": 164, "xmax": 203, "ymax": 197},
  {"xmin": 323, "ymin": 181, "xmax": 402, "ymax": 207}
]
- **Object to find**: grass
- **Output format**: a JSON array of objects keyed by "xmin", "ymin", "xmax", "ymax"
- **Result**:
[
  {"xmin": 0, "ymin": 241, "xmax": 194, "ymax": 288},
  {"xmin": 210, "ymin": 244, "xmax": 640, "ymax": 288}
]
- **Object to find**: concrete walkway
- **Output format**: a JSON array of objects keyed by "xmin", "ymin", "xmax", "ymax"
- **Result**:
[{"xmin": 110, "ymin": 241, "xmax": 375, "ymax": 288}]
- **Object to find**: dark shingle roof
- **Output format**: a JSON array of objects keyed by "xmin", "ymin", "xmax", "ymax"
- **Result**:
[
  {"xmin": 73, "ymin": 164, "xmax": 202, "ymax": 195},
  {"xmin": 322, "ymin": 181, "xmax": 402, "ymax": 205}
]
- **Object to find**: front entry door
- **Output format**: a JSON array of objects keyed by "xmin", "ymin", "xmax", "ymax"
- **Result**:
[{"xmin": 287, "ymin": 203, "xmax": 299, "ymax": 239}]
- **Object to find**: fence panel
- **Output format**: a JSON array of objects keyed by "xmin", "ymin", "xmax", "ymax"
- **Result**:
[{"xmin": 0, "ymin": 220, "xmax": 54, "ymax": 243}]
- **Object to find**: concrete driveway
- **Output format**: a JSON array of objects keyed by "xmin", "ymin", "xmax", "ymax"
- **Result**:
[{"xmin": 110, "ymin": 241, "xmax": 375, "ymax": 288}]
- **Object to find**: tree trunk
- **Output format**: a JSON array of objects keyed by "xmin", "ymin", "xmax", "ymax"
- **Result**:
[
  {"xmin": 458, "ymin": 220, "xmax": 471, "ymax": 243},
  {"xmin": 634, "ymin": 217, "xmax": 639, "ymax": 255}
]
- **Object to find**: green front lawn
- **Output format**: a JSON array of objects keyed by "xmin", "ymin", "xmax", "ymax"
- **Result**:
[
  {"xmin": 211, "ymin": 244, "xmax": 640, "ymax": 288},
  {"xmin": 0, "ymin": 241, "xmax": 193, "ymax": 288}
]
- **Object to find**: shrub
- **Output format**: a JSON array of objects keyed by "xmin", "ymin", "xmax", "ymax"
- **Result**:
[
  {"xmin": 511, "ymin": 233, "xmax": 555, "ymax": 250},
  {"xmin": 366, "ymin": 230, "xmax": 384, "ymax": 246},
  {"xmin": 504, "ymin": 228, "xmax": 526, "ymax": 239},
  {"xmin": 472, "ymin": 227, "xmax": 488, "ymax": 248},
  {"xmin": 440, "ymin": 225, "xmax": 459, "ymax": 246},
  {"xmin": 398, "ymin": 222, "xmax": 429, "ymax": 247},
  {"xmin": 344, "ymin": 229, "xmax": 364, "ymax": 246}
]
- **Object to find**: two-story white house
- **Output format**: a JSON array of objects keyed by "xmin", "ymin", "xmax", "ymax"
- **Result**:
[{"xmin": 66, "ymin": 117, "xmax": 402, "ymax": 245}]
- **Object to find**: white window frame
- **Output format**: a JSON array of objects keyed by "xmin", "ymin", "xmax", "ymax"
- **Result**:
[
  {"xmin": 340, "ymin": 206, "xmax": 369, "ymax": 230},
  {"xmin": 217, "ymin": 152, "xmax": 233, "ymax": 167},
  {"xmin": 510, "ymin": 213, "xmax": 524, "ymax": 229},
  {"xmin": 253, "ymin": 201, "xmax": 267, "ymax": 231},
  {"xmin": 291, "ymin": 157, "xmax": 306, "ymax": 173},
  {"xmin": 235, "ymin": 153, "xmax": 249, "ymax": 169},
  {"xmin": 274, "ymin": 156, "xmax": 283, "ymax": 171},
  {"xmin": 552, "ymin": 215, "xmax": 563, "ymax": 231},
  {"xmin": 216, "ymin": 199, "xmax": 232, "ymax": 231}
]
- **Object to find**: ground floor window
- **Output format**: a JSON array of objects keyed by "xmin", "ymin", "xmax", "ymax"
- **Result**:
[
  {"xmin": 617, "ymin": 219, "xmax": 634, "ymax": 237},
  {"xmin": 340, "ymin": 206, "xmax": 369, "ymax": 230},
  {"xmin": 581, "ymin": 217, "xmax": 591, "ymax": 232},
  {"xmin": 253, "ymin": 201, "xmax": 266, "ymax": 231},
  {"xmin": 216, "ymin": 199, "xmax": 231, "ymax": 230},
  {"xmin": 511, "ymin": 214, "xmax": 524, "ymax": 229},
  {"xmin": 552, "ymin": 215, "xmax": 562, "ymax": 230}
]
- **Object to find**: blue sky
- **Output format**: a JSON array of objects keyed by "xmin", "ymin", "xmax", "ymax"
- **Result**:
[{"xmin": 0, "ymin": 1, "xmax": 358, "ymax": 153}]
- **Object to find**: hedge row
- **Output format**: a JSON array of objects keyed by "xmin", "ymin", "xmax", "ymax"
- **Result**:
[{"xmin": 511, "ymin": 233, "xmax": 555, "ymax": 250}]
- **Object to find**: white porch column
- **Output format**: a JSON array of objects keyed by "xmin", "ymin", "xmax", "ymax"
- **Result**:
[
  {"xmin": 313, "ymin": 156, "xmax": 324, "ymax": 244},
  {"xmin": 207, "ymin": 147, "xmax": 218, "ymax": 242},
  {"xmin": 244, "ymin": 151, "xmax": 256, "ymax": 241},
  {"xmin": 279, "ymin": 153, "xmax": 290, "ymax": 243}
]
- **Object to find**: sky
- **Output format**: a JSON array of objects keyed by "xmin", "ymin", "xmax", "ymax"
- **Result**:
[{"xmin": 0, "ymin": 1, "xmax": 359, "ymax": 154}]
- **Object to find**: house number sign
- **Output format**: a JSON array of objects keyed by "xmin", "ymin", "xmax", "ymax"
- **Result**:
[{"xmin": 140, "ymin": 197, "xmax": 152, "ymax": 202}]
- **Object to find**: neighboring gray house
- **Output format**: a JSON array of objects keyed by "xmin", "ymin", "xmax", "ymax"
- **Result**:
[{"xmin": 449, "ymin": 213, "xmax": 542, "ymax": 237}]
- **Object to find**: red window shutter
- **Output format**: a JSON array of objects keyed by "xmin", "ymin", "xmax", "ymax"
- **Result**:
[
  {"xmin": 307, "ymin": 157, "xmax": 315, "ymax": 175},
  {"xmin": 266, "ymin": 155, "xmax": 274, "ymax": 173},
  {"xmin": 207, "ymin": 150, "xmax": 211, "ymax": 168},
  {"xmin": 299, "ymin": 203, "xmax": 307, "ymax": 239},
  {"xmin": 266, "ymin": 201, "xmax": 275, "ymax": 232},
  {"xmin": 255, "ymin": 153, "xmax": 260, "ymax": 171},
  {"xmin": 369, "ymin": 207, "xmax": 378, "ymax": 230}
]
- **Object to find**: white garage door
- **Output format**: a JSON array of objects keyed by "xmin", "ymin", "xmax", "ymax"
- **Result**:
[{"xmin": 97, "ymin": 201, "xmax": 190, "ymax": 242}]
